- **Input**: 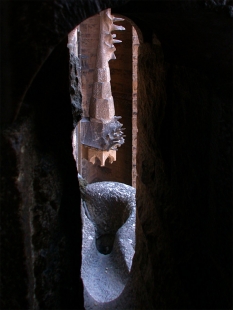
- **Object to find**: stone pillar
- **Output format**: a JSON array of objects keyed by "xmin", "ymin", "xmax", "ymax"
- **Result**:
[{"xmin": 80, "ymin": 9, "xmax": 125, "ymax": 166}]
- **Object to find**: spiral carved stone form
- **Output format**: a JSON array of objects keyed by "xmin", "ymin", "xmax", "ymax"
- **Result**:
[{"xmin": 80, "ymin": 9, "xmax": 125, "ymax": 155}]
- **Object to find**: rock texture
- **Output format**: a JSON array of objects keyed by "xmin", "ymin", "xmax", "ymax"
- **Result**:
[
  {"xmin": 0, "ymin": 38, "xmax": 85, "ymax": 309},
  {"xmin": 1, "ymin": 0, "xmax": 232, "ymax": 309}
]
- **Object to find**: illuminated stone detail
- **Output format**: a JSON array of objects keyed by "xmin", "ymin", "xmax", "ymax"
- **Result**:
[
  {"xmin": 80, "ymin": 9, "xmax": 125, "ymax": 166},
  {"xmin": 87, "ymin": 148, "xmax": 116, "ymax": 166}
]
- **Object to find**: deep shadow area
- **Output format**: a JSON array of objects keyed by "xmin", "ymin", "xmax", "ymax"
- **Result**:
[
  {"xmin": 23, "ymin": 38, "xmax": 84, "ymax": 309},
  {"xmin": 96, "ymin": 234, "xmax": 115, "ymax": 255}
]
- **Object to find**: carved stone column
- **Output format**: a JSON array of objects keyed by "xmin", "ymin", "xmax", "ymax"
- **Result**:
[{"xmin": 80, "ymin": 9, "xmax": 125, "ymax": 166}]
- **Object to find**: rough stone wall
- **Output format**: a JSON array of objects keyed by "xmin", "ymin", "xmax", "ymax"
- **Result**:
[
  {"xmin": 132, "ymin": 26, "xmax": 139, "ymax": 188},
  {"xmin": 136, "ymin": 42, "xmax": 181, "ymax": 309},
  {"xmin": 136, "ymin": 39, "xmax": 232, "ymax": 309},
  {"xmin": 1, "ymin": 116, "xmax": 64, "ymax": 310},
  {"xmin": 112, "ymin": 2, "xmax": 232, "ymax": 308},
  {"xmin": 1, "ymin": 123, "xmax": 31, "ymax": 309},
  {"xmin": 163, "ymin": 64, "xmax": 232, "ymax": 309},
  {"xmin": 0, "ymin": 38, "xmax": 84, "ymax": 309}
]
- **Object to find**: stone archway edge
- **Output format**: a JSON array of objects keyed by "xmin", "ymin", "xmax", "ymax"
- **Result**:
[{"xmin": 1, "ymin": 0, "xmax": 130, "ymax": 128}]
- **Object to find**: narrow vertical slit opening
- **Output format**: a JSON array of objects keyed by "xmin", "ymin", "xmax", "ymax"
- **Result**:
[{"xmin": 68, "ymin": 11, "xmax": 142, "ymax": 307}]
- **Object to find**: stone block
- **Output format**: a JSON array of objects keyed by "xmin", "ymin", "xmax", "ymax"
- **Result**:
[
  {"xmin": 89, "ymin": 96, "xmax": 115, "ymax": 120},
  {"xmin": 94, "ymin": 68, "xmax": 111, "ymax": 83},
  {"xmin": 92, "ymin": 82, "xmax": 112, "ymax": 99}
]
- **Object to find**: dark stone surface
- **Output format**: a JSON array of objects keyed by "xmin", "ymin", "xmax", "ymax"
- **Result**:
[
  {"xmin": 0, "ymin": 0, "xmax": 130, "ymax": 128},
  {"xmin": 69, "ymin": 53, "xmax": 83, "ymax": 127},
  {"xmin": 137, "ymin": 39, "xmax": 232, "ymax": 309},
  {"xmin": 113, "ymin": 0, "xmax": 233, "ymax": 100},
  {"xmin": 1, "ymin": 38, "xmax": 84, "ymax": 309},
  {"xmin": 0, "ymin": 125, "xmax": 30, "ymax": 309}
]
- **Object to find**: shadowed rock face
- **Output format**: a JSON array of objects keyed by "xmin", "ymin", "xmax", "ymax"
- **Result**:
[
  {"xmin": 1, "ymin": 0, "xmax": 232, "ymax": 309},
  {"xmin": 1, "ymin": 0, "xmax": 130, "ymax": 128}
]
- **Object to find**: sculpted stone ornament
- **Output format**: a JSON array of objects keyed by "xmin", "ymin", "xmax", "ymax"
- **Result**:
[
  {"xmin": 80, "ymin": 9, "xmax": 126, "ymax": 165},
  {"xmin": 78, "ymin": 174, "xmax": 136, "ymax": 304}
]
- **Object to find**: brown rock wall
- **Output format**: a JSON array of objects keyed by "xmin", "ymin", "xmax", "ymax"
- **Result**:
[{"xmin": 1, "ymin": 38, "xmax": 84, "ymax": 309}]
